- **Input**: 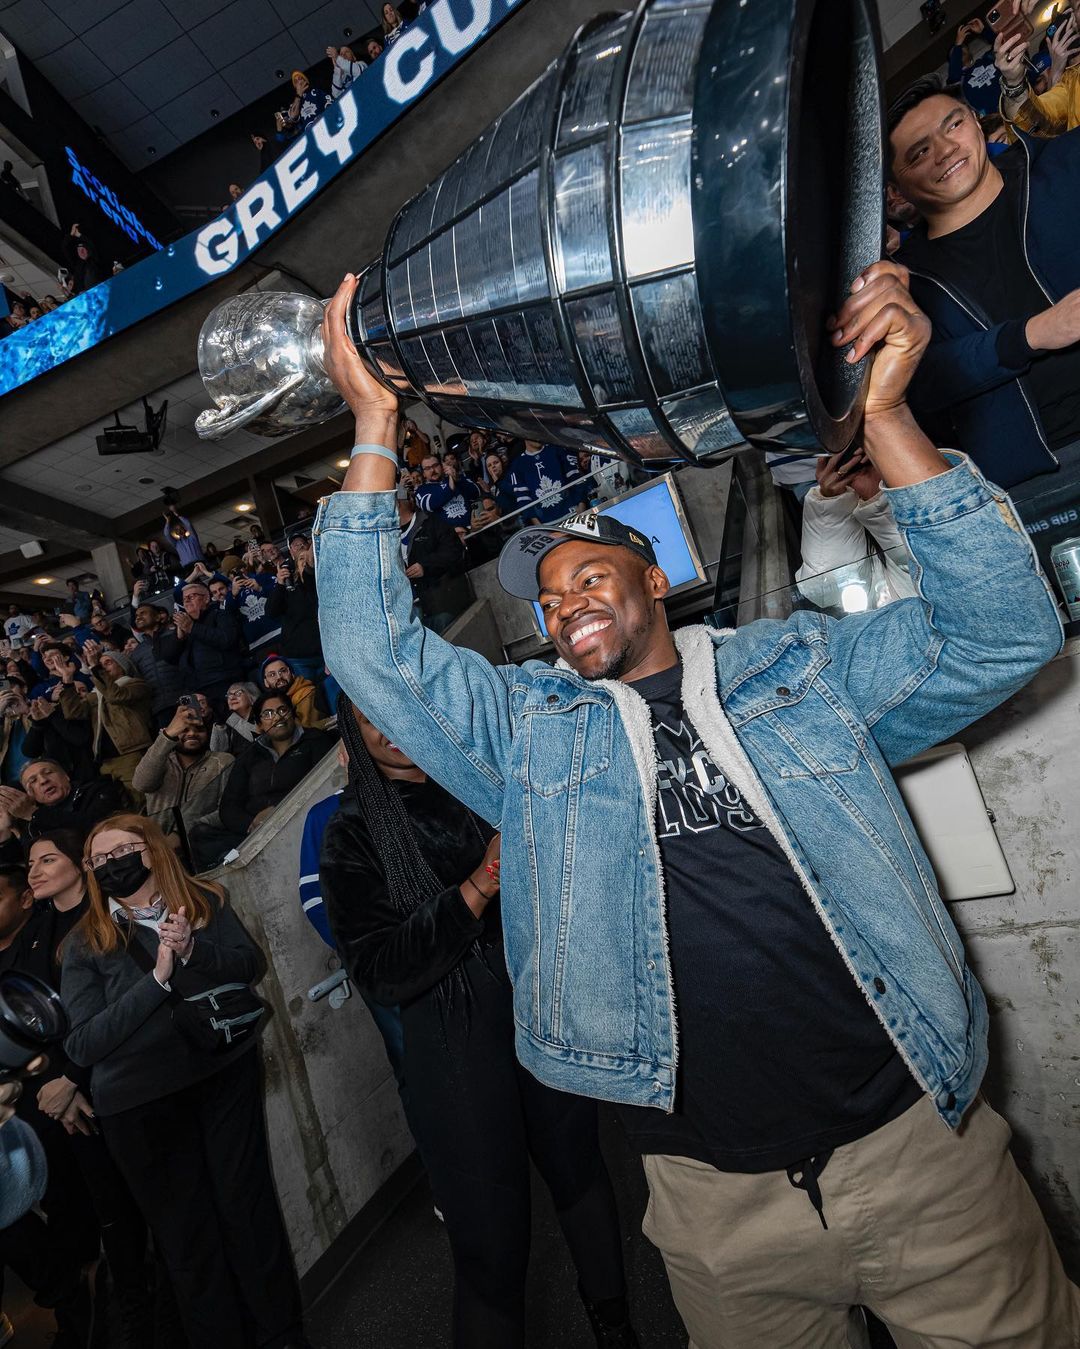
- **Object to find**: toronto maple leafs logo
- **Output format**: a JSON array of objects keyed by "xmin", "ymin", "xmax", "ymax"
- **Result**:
[
  {"xmin": 240, "ymin": 594, "xmax": 267, "ymax": 622},
  {"xmin": 967, "ymin": 63, "xmax": 997, "ymax": 89},
  {"xmin": 300, "ymin": 96, "xmax": 318, "ymax": 120},
  {"xmin": 443, "ymin": 494, "xmax": 468, "ymax": 520},
  {"xmin": 655, "ymin": 718, "xmax": 762, "ymax": 836}
]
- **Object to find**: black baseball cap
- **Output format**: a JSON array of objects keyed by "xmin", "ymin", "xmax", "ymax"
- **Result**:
[{"xmin": 497, "ymin": 509, "xmax": 658, "ymax": 600}]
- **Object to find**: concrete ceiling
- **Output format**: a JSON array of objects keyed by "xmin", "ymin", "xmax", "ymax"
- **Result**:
[
  {"xmin": 0, "ymin": 367, "xmax": 276, "ymax": 514},
  {"xmin": 0, "ymin": 0, "xmax": 386, "ymax": 171}
]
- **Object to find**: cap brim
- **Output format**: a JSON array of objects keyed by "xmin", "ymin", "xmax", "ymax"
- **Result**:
[{"xmin": 495, "ymin": 527, "xmax": 570, "ymax": 600}]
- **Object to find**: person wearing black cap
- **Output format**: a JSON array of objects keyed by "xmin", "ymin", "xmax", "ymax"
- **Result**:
[{"xmin": 311, "ymin": 272, "xmax": 1077, "ymax": 1345}]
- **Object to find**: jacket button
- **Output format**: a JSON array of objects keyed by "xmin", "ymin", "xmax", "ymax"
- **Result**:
[
  {"xmin": 646, "ymin": 960, "xmax": 655, "ymax": 971},
  {"xmin": 873, "ymin": 976, "xmax": 886, "ymax": 994},
  {"xmin": 776, "ymin": 685, "xmax": 791, "ymax": 696},
  {"xmin": 652, "ymin": 1081, "xmax": 662, "ymax": 1093},
  {"xmin": 546, "ymin": 694, "xmax": 558, "ymax": 705}
]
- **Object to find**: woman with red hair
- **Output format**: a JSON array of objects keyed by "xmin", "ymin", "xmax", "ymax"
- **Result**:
[{"xmin": 61, "ymin": 814, "xmax": 310, "ymax": 1349}]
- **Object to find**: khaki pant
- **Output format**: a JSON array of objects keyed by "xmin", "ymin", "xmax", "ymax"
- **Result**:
[
  {"xmin": 100, "ymin": 752, "xmax": 145, "ymax": 808},
  {"xmin": 642, "ymin": 1096, "xmax": 1080, "ymax": 1348}
]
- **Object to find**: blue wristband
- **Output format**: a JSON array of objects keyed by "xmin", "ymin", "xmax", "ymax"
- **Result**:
[{"xmin": 350, "ymin": 442, "xmax": 398, "ymax": 465}]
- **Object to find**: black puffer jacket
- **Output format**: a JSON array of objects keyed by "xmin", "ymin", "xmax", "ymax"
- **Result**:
[
  {"xmin": 218, "ymin": 727, "xmax": 334, "ymax": 835},
  {"xmin": 266, "ymin": 569, "xmax": 321, "ymax": 661},
  {"xmin": 162, "ymin": 606, "xmax": 247, "ymax": 692},
  {"xmin": 320, "ymin": 778, "xmax": 495, "ymax": 1007}
]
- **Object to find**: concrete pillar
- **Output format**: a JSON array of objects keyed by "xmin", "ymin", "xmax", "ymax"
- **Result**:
[
  {"xmin": 736, "ymin": 451, "xmax": 794, "ymax": 625},
  {"xmin": 91, "ymin": 541, "xmax": 132, "ymax": 610},
  {"xmin": 249, "ymin": 473, "xmax": 285, "ymax": 538}
]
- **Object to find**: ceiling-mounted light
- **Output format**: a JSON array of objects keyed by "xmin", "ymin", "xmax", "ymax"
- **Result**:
[
  {"xmin": 234, "ymin": 503, "xmax": 253, "ymax": 513},
  {"xmin": 33, "ymin": 577, "xmax": 54, "ymax": 585},
  {"xmin": 336, "ymin": 458, "xmax": 350, "ymax": 468}
]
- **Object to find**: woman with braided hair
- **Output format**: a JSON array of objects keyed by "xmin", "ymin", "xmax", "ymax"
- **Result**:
[{"xmin": 322, "ymin": 698, "xmax": 640, "ymax": 1348}]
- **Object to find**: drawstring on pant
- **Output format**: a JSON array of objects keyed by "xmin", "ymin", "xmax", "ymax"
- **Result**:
[{"xmin": 786, "ymin": 1152, "xmax": 833, "ymax": 1231}]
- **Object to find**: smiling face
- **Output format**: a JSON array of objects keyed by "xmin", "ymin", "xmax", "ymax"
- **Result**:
[
  {"xmin": 357, "ymin": 710, "xmax": 417, "ymax": 776},
  {"xmin": 177, "ymin": 718, "xmax": 209, "ymax": 755},
  {"xmin": 183, "ymin": 585, "xmax": 209, "ymax": 619},
  {"xmin": 258, "ymin": 695, "xmax": 296, "ymax": 741},
  {"xmin": 263, "ymin": 659, "xmax": 292, "ymax": 691},
  {"xmin": 227, "ymin": 684, "xmax": 253, "ymax": 717},
  {"xmin": 42, "ymin": 647, "xmax": 69, "ymax": 676},
  {"xmin": 209, "ymin": 580, "xmax": 228, "ymax": 603},
  {"xmin": 890, "ymin": 94, "xmax": 989, "ymax": 219},
  {"xmin": 537, "ymin": 539, "xmax": 670, "ymax": 681}
]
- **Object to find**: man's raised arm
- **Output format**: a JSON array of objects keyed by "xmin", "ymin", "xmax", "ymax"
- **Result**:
[
  {"xmin": 312, "ymin": 275, "xmax": 515, "ymax": 825},
  {"xmin": 822, "ymin": 260, "xmax": 1063, "ymax": 763}
]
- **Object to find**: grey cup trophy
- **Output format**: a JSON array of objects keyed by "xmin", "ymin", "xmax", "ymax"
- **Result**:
[{"xmin": 196, "ymin": 0, "xmax": 884, "ymax": 464}]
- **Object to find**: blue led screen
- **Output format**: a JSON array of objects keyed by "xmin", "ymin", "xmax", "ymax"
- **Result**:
[{"xmin": 0, "ymin": 0, "xmax": 523, "ymax": 399}]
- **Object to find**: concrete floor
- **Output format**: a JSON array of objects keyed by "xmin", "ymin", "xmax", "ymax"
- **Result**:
[
  {"xmin": 2, "ymin": 1112, "xmax": 899, "ymax": 1348},
  {"xmin": 305, "ymin": 1112, "xmax": 688, "ymax": 1349}
]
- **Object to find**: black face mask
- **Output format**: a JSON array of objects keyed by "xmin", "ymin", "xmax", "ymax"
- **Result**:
[{"xmin": 93, "ymin": 853, "xmax": 151, "ymax": 899}]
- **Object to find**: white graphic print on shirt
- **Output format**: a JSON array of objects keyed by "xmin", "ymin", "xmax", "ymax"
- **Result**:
[{"xmin": 655, "ymin": 716, "xmax": 763, "ymax": 836}]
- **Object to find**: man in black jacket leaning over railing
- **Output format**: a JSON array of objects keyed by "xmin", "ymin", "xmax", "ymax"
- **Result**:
[{"xmin": 267, "ymin": 531, "xmax": 323, "ymax": 684}]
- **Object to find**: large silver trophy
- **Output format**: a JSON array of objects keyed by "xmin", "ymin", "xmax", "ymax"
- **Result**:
[{"xmin": 196, "ymin": 0, "xmax": 884, "ymax": 463}]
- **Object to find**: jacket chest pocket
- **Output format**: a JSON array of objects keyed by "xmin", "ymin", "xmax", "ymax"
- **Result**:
[
  {"xmin": 724, "ymin": 640, "xmax": 865, "ymax": 781},
  {"xmin": 511, "ymin": 701, "xmax": 613, "ymax": 797}
]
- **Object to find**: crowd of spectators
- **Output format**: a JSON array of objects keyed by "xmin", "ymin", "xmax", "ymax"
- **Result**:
[
  {"xmin": 0, "ymin": 516, "xmax": 338, "ymax": 1341},
  {"xmin": 0, "ymin": 222, "xmax": 117, "ymax": 339},
  {"xmin": 234, "ymin": 2, "xmax": 425, "ymax": 204}
]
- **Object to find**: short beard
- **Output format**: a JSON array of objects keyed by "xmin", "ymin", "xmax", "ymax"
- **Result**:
[
  {"xmin": 583, "ymin": 607, "xmax": 653, "ymax": 682},
  {"xmin": 588, "ymin": 639, "xmax": 634, "ymax": 682}
]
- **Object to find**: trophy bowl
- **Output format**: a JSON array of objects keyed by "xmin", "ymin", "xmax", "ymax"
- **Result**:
[{"xmin": 197, "ymin": 0, "xmax": 884, "ymax": 463}]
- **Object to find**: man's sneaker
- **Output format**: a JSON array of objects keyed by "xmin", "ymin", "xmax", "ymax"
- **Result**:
[
  {"xmin": 0, "ymin": 1311, "xmax": 14, "ymax": 1347},
  {"xmin": 579, "ymin": 1285, "xmax": 642, "ymax": 1348}
]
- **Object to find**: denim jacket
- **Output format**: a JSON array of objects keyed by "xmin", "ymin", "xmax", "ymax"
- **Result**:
[{"xmin": 314, "ymin": 455, "xmax": 1062, "ymax": 1129}]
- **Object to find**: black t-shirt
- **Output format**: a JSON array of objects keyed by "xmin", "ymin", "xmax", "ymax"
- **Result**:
[
  {"xmin": 922, "ymin": 157, "xmax": 1080, "ymax": 449},
  {"xmin": 617, "ymin": 664, "xmax": 920, "ymax": 1173}
]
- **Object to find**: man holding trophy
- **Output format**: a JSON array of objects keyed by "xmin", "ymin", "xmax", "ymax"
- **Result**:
[{"xmin": 310, "ymin": 260, "xmax": 1077, "ymax": 1346}]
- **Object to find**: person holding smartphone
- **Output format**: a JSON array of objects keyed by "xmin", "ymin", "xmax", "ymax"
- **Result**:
[{"xmin": 997, "ymin": 1, "xmax": 1080, "ymax": 132}]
